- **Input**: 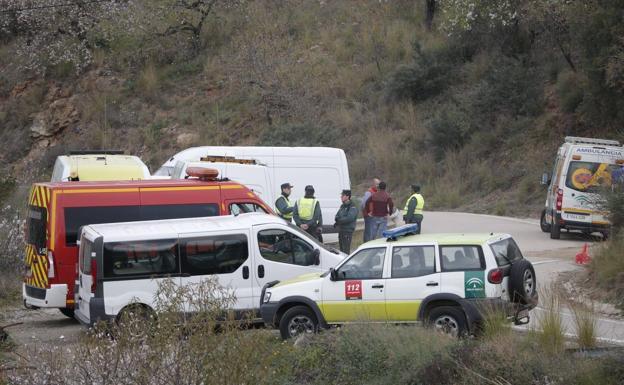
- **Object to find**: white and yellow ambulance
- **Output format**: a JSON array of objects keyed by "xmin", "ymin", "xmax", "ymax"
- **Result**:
[{"xmin": 540, "ymin": 136, "xmax": 624, "ymax": 239}]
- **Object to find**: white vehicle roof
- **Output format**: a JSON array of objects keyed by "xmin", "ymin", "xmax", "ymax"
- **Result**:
[
  {"xmin": 155, "ymin": 146, "xmax": 347, "ymax": 176},
  {"xmin": 83, "ymin": 213, "xmax": 290, "ymax": 243}
]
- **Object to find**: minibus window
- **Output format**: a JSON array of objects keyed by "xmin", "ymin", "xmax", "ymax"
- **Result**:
[
  {"xmin": 140, "ymin": 203, "xmax": 219, "ymax": 221},
  {"xmin": 440, "ymin": 246, "xmax": 484, "ymax": 271},
  {"xmin": 565, "ymin": 161, "xmax": 618, "ymax": 193},
  {"xmin": 180, "ymin": 234, "xmax": 248, "ymax": 276},
  {"xmin": 257, "ymin": 229, "xmax": 315, "ymax": 266},
  {"xmin": 104, "ymin": 239, "xmax": 179, "ymax": 278},
  {"xmin": 27, "ymin": 206, "xmax": 47, "ymax": 254}
]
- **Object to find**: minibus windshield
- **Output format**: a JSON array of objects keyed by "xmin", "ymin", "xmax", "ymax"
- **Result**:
[
  {"xmin": 565, "ymin": 161, "xmax": 620, "ymax": 193},
  {"xmin": 26, "ymin": 206, "xmax": 47, "ymax": 253}
]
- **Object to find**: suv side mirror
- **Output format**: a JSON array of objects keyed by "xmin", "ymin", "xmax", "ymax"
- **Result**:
[
  {"xmin": 329, "ymin": 267, "xmax": 338, "ymax": 281},
  {"xmin": 312, "ymin": 249, "xmax": 321, "ymax": 265},
  {"xmin": 540, "ymin": 172, "xmax": 551, "ymax": 186}
]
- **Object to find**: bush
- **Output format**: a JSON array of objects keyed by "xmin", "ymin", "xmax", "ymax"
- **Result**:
[
  {"xmin": 386, "ymin": 41, "xmax": 465, "ymax": 102},
  {"xmin": 590, "ymin": 233, "xmax": 624, "ymax": 310},
  {"xmin": 556, "ymin": 70, "xmax": 585, "ymax": 113}
]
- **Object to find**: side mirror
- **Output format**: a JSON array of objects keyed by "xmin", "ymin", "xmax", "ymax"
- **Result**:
[
  {"xmin": 329, "ymin": 267, "xmax": 338, "ymax": 281},
  {"xmin": 312, "ymin": 249, "xmax": 320, "ymax": 265},
  {"xmin": 540, "ymin": 172, "xmax": 551, "ymax": 186}
]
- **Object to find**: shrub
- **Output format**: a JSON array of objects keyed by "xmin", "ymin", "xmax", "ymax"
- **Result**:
[
  {"xmin": 386, "ymin": 41, "xmax": 465, "ymax": 102},
  {"xmin": 590, "ymin": 233, "xmax": 624, "ymax": 310},
  {"xmin": 536, "ymin": 284, "xmax": 566, "ymax": 354},
  {"xmin": 571, "ymin": 302, "xmax": 597, "ymax": 349},
  {"xmin": 556, "ymin": 70, "xmax": 585, "ymax": 113}
]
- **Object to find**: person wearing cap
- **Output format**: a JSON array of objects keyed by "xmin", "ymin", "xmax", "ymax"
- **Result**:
[
  {"xmin": 403, "ymin": 184, "xmax": 425, "ymax": 234},
  {"xmin": 275, "ymin": 183, "xmax": 294, "ymax": 222},
  {"xmin": 364, "ymin": 181, "xmax": 394, "ymax": 240},
  {"xmin": 334, "ymin": 189, "xmax": 358, "ymax": 253},
  {"xmin": 294, "ymin": 185, "xmax": 323, "ymax": 241}
]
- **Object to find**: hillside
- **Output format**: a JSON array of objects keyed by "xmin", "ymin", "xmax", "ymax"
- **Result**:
[{"xmin": 0, "ymin": 0, "xmax": 623, "ymax": 262}]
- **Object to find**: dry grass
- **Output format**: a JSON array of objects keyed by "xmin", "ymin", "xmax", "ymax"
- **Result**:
[
  {"xmin": 535, "ymin": 284, "xmax": 566, "ymax": 354},
  {"xmin": 570, "ymin": 302, "xmax": 597, "ymax": 349}
]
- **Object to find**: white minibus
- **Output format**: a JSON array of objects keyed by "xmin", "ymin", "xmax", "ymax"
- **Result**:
[{"xmin": 75, "ymin": 213, "xmax": 345, "ymax": 326}]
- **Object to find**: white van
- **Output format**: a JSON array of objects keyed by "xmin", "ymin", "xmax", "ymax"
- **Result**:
[
  {"xmin": 51, "ymin": 151, "xmax": 151, "ymax": 182},
  {"xmin": 157, "ymin": 147, "xmax": 351, "ymax": 232},
  {"xmin": 541, "ymin": 136, "xmax": 624, "ymax": 239},
  {"xmin": 74, "ymin": 213, "xmax": 345, "ymax": 326}
]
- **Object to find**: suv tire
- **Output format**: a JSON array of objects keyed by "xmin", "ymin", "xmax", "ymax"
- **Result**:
[
  {"xmin": 550, "ymin": 215, "xmax": 561, "ymax": 239},
  {"xmin": 509, "ymin": 259, "xmax": 537, "ymax": 304},
  {"xmin": 427, "ymin": 306, "xmax": 467, "ymax": 338},
  {"xmin": 540, "ymin": 209, "xmax": 551, "ymax": 233},
  {"xmin": 279, "ymin": 305, "xmax": 318, "ymax": 340},
  {"xmin": 59, "ymin": 307, "xmax": 74, "ymax": 319}
]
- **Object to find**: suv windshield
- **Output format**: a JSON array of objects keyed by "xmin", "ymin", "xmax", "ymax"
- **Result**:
[
  {"xmin": 565, "ymin": 161, "xmax": 619, "ymax": 193},
  {"xmin": 26, "ymin": 205, "xmax": 47, "ymax": 254}
]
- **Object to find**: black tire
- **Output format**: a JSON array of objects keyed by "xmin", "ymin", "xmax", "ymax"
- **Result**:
[
  {"xmin": 540, "ymin": 209, "xmax": 551, "ymax": 233},
  {"xmin": 550, "ymin": 214, "xmax": 561, "ymax": 239},
  {"xmin": 509, "ymin": 259, "xmax": 537, "ymax": 304},
  {"xmin": 426, "ymin": 306, "xmax": 468, "ymax": 338},
  {"xmin": 279, "ymin": 305, "xmax": 318, "ymax": 340},
  {"xmin": 59, "ymin": 307, "xmax": 75, "ymax": 319}
]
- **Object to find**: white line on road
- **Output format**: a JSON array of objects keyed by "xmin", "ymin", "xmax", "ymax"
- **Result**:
[{"xmin": 530, "ymin": 259, "xmax": 561, "ymax": 265}]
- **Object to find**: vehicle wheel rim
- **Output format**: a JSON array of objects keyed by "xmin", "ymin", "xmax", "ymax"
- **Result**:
[
  {"xmin": 433, "ymin": 315, "xmax": 459, "ymax": 337},
  {"xmin": 288, "ymin": 315, "xmax": 315, "ymax": 337},
  {"xmin": 523, "ymin": 270, "xmax": 534, "ymax": 295}
]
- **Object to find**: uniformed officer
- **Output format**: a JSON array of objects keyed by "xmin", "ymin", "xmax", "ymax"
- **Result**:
[
  {"xmin": 403, "ymin": 184, "xmax": 425, "ymax": 234},
  {"xmin": 275, "ymin": 182, "xmax": 294, "ymax": 222},
  {"xmin": 294, "ymin": 185, "xmax": 323, "ymax": 241},
  {"xmin": 334, "ymin": 189, "xmax": 358, "ymax": 254}
]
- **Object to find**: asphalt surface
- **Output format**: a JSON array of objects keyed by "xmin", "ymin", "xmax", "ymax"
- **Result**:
[{"xmin": 4, "ymin": 211, "xmax": 623, "ymax": 355}]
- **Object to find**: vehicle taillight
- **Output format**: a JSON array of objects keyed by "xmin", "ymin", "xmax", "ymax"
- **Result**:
[
  {"xmin": 488, "ymin": 268, "xmax": 503, "ymax": 284},
  {"xmin": 555, "ymin": 188, "xmax": 563, "ymax": 211},
  {"xmin": 47, "ymin": 251, "xmax": 55, "ymax": 279},
  {"xmin": 90, "ymin": 258, "xmax": 97, "ymax": 294}
]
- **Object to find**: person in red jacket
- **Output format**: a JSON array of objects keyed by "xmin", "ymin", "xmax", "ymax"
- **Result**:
[
  {"xmin": 364, "ymin": 181, "xmax": 394, "ymax": 240},
  {"xmin": 361, "ymin": 177, "xmax": 380, "ymax": 242}
]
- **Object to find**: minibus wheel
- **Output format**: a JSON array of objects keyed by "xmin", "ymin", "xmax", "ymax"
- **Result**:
[{"xmin": 59, "ymin": 308, "xmax": 74, "ymax": 319}]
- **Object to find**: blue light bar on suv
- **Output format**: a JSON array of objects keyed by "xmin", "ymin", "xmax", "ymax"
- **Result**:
[{"xmin": 382, "ymin": 223, "xmax": 420, "ymax": 241}]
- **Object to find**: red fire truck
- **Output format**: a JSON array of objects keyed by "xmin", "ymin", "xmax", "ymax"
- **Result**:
[{"xmin": 23, "ymin": 170, "xmax": 272, "ymax": 317}]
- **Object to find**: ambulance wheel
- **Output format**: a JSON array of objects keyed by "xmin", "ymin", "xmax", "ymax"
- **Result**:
[
  {"xmin": 540, "ymin": 210, "xmax": 551, "ymax": 233},
  {"xmin": 550, "ymin": 216, "xmax": 561, "ymax": 239},
  {"xmin": 427, "ymin": 306, "xmax": 468, "ymax": 338},
  {"xmin": 279, "ymin": 305, "xmax": 318, "ymax": 340},
  {"xmin": 59, "ymin": 307, "xmax": 74, "ymax": 319}
]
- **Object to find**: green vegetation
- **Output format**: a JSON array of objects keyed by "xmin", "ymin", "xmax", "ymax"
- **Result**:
[
  {"xmin": 6, "ymin": 278, "xmax": 623, "ymax": 385},
  {"xmin": 0, "ymin": 1, "xmax": 622, "ymax": 217}
]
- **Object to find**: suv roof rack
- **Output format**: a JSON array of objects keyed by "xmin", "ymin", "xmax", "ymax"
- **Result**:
[
  {"xmin": 69, "ymin": 150, "xmax": 125, "ymax": 155},
  {"xmin": 382, "ymin": 224, "xmax": 420, "ymax": 241},
  {"xmin": 565, "ymin": 136, "xmax": 620, "ymax": 146}
]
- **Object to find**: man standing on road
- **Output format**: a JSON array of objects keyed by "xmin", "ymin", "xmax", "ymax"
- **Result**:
[
  {"xmin": 365, "ymin": 181, "xmax": 394, "ymax": 240},
  {"xmin": 403, "ymin": 184, "xmax": 425, "ymax": 234},
  {"xmin": 294, "ymin": 185, "xmax": 323, "ymax": 241},
  {"xmin": 275, "ymin": 183, "xmax": 294, "ymax": 222},
  {"xmin": 334, "ymin": 189, "xmax": 358, "ymax": 254},
  {"xmin": 361, "ymin": 177, "xmax": 380, "ymax": 242}
]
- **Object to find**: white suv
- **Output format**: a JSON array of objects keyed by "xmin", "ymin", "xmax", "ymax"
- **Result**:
[{"xmin": 260, "ymin": 225, "xmax": 538, "ymax": 339}]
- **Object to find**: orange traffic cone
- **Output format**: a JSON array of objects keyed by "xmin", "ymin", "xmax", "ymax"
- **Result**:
[{"xmin": 575, "ymin": 243, "xmax": 591, "ymax": 265}]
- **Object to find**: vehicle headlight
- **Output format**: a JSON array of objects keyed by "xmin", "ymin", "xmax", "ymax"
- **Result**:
[{"xmin": 263, "ymin": 291, "xmax": 272, "ymax": 304}]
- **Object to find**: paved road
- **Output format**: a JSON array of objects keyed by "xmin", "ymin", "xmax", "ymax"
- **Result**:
[{"xmin": 5, "ymin": 211, "xmax": 622, "ymax": 354}]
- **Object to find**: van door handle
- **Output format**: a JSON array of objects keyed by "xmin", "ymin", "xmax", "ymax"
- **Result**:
[
  {"xmin": 243, "ymin": 266, "xmax": 249, "ymax": 279},
  {"xmin": 371, "ymin": 284, "xmax": 384, "ymax": 289},
  {"xmin": 258, "ymin": 265, "xmax": 265, "ymax": 278},
  {"xmin": 426, "ymin": 282, "xmax": 438, "ymax": 287}
]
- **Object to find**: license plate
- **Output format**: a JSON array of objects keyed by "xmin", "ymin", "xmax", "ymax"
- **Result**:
[{"xmin": 565, "ymin": 213, "xmax": 588, "ymax": 221}]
